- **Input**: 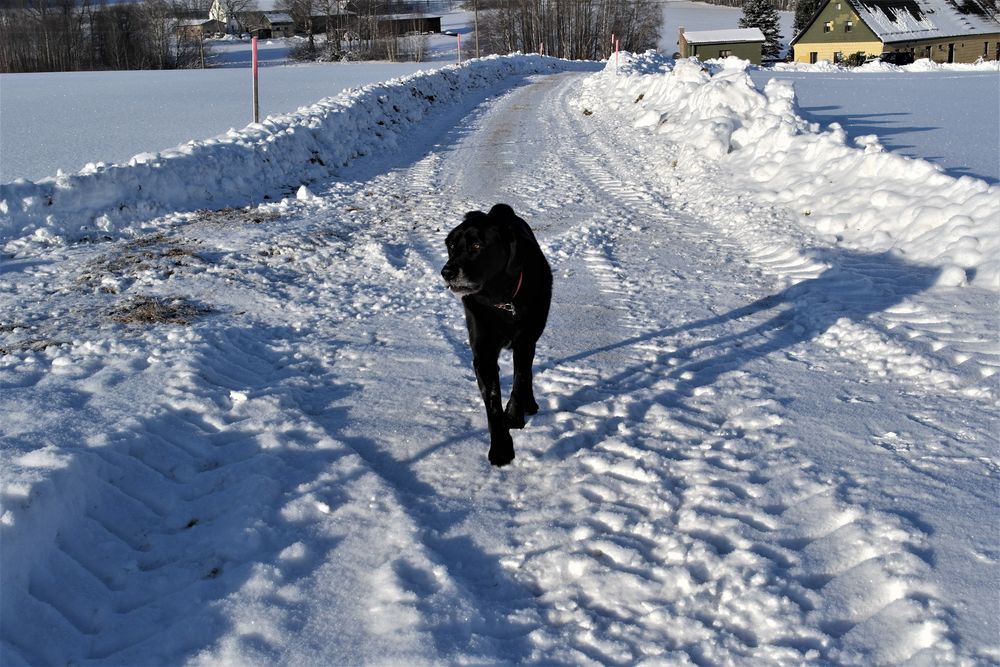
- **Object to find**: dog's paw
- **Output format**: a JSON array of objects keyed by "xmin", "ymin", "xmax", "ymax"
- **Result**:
[
  {"xmin": 504, "ymin": 405, "xmax": 527, "ymax": 429},
  {"xmin": 505, "ymin": 396, "xmax": 538, "ymax": 428},
  {"xmin": 488, "ymin": 444, "xmax": 515, "ymax": 467}
]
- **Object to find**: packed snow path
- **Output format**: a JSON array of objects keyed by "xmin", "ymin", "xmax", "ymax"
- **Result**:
[{"xmin": 2, "ymin": 68, "xmax": 997, "ymax": 665}]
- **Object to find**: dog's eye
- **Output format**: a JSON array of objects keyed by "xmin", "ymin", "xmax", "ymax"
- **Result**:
[{"xmin": 471, "ymin": 243, "xmax": 482, "ymax": 253}]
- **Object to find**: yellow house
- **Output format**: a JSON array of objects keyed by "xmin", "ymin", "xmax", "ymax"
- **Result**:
[
  {"xmin": 791, "ymin": 0, "xmax": 1000, "ymax": 64},
  {"xmin": 678, "ymin": 28, "xmax": 767, "ymax": 64}
]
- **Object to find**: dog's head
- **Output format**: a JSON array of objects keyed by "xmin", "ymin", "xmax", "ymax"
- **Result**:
[{"xmin": 441, "ymin": 204, "xmax": 522, "ymax": 297}]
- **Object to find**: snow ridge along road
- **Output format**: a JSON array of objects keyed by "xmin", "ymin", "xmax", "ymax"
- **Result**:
[{"xmin": 2, "ymin": 58, "xmax": 997, "ymax": 664}]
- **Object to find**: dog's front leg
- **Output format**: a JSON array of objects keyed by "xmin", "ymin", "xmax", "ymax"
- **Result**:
[
  {"xmin": 505, "ymin": 337, "xmax": 539, "ymax": 429},
  {"xmin": 472, "ymin": 346, "xmax": 515, "ymax": 467}
]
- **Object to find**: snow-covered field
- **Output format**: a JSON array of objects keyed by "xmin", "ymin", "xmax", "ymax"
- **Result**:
[
  {"xmin": 0, "ymin": 4, "xmax": 471, "ymax": 183},
  {"xmin": 0, "ymin": 62, "xmax": 448, "ymax": 183},
  {"xmin": 2, "ymin": 49, "xmax": 998, "ymax": 665},
  {"xmin": 3, "ymin": 1, "xmax": 998, "ymax": 185},
  {"xmin": 0, "ymin": 2, "xmax": 474, "ymax": 185},
  {"xmin": 747, "ymin": 68, "xmax": 1000, "ymax": 184}
]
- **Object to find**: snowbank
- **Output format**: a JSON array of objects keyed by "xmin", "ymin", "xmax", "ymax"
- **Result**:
[
  {"xmin": 771, "ymin": 57, "xmax": 1000, "ymax": 73},
  {"xmin": 578, "ymin": 52, "xmax": 1000, "ymax": 288},
  {"xmin": 0, "ymin": 55, "xmax": 588, "ymax": 248}
]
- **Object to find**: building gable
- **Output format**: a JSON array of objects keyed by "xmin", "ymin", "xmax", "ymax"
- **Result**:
[
  {"xmin": 793, "ymin": 0, "xmax": 882, "ymax": 46},
  {"xmin": 795, "ymin": 0, "xmax": 999, "ymax": 45},
  {"xmin": 679, "ymin": 28, "xmax": 766, "ymax": 62}
]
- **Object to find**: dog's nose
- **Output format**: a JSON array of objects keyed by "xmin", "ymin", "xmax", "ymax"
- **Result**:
[{"xmin": 441, "ymin": 264, "xmax": 458, "ymax": 281}]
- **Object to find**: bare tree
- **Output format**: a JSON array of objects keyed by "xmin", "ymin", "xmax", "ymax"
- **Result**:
[
  {"xmin": 476, "ymin": 0, "xmax": 660, "ymax": 61},
  {"xmin": 315, "ymin": 0, "xmax": 343, "ymax": 55},
  {"xmin": 210, "ymin": 0, "xmax": 257, "ymax": 32},
  {"xmin": 0, "ymin": 0, "xmax": 209, "ymax": 72},
  {"xmin": 278, "ymin": 0, "xmax": 315, "ymax": 50}
]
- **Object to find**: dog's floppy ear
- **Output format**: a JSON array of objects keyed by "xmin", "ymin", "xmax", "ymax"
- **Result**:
[
  {"xmin": 489, "ymin": 204, "xmax": 523, "ymax": 275},
  {"xmin": 488, "ymin": 204, "xmax": 516, "ymax": 219}
]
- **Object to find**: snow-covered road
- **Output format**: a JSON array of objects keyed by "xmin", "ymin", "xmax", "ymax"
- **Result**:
[{"xmin": 2, "ymin": 61, "xmax": 997, "ymax": 665}]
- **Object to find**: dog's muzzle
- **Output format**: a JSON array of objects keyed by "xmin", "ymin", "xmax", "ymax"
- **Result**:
[{"xmin": 441, "ymin": 264, "xmax": 480, "ymax": 295}]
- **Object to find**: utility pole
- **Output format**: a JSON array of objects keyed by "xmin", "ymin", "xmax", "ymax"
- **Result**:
[
  {"xmin": 474, "ymin": 0, "xmax": 479, "ymax": 58},
  {"xmin": 252, "ymin": 36, "xmax": 259, "ymax": 123}
]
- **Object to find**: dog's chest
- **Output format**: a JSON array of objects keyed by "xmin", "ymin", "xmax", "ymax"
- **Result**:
[{"xmin": 494, "ymin": 302, "xmax": 517, "ymax": 316}]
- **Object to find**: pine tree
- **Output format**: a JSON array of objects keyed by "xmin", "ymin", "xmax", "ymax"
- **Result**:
[
  {"xmin": 739, "ymin": 0, "xmax": 784, "ymax": 59},
  {"xmin": 794, "ymin": 0, "xmax": 823, "ymax": 35}
]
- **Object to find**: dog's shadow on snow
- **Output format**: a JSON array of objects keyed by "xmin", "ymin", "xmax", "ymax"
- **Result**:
[{"xmin": 541, "ymin": 248, "xmax": 944, "ymax": 458}]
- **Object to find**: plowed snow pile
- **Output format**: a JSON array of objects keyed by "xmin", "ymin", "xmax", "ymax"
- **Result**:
[
  {"xmin": 577, "ymin": 53, "xmax": 999, "ymax": 289},
  {"xmin": 0, "ymin": 55, "xmax": 591, "ymax": 246}
]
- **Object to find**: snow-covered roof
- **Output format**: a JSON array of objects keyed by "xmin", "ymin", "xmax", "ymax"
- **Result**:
[
  {"xmin": 263, "ymin": 12, "xmax": 293, "ymax": 24},
  {"xmin": 308, "ymin": 11, "xmax": 356, "ymax": 18},
  {"xmin": 380, "ymin": 13, "xmax": 443, "ymax": 21},
  {"xmin": 681, "ymin": 28, "xmax": 766, "ymax": 44},
  {"xmin": 848, "ymin": 0, "xmax": 999, "ymax": 41}
]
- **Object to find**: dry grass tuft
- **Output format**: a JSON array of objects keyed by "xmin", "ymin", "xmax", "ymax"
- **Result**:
[
  {"xmin": 192, "ymin": 207, "xmax": 281, "ymax": 226},
  {"xmin": 79, "ymin": 233, "xmax": 205, "ymax": 293},
  {"xmin": 109, "ymin": 295, "xmax": 213, "ymax": 326}
]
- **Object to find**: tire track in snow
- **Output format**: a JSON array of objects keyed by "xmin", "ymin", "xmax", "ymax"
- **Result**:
[
  {"xmin": 6, "ymin": 327, "xmax": 301, "ymax": 664},
  {"xmin": 216, "ymin": 160, "xmax": 557, "ymax": 661},
  {"xmin": 0, "ymin": 212, "xmax": 479, "ymax": 665},
  {"xmin": 475, "ymin": 75, "xmax": 961, "ymax": 665}
]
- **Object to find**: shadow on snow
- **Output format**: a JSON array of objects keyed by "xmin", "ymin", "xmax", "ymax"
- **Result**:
[{"xmin": 540, "ymin": 247, "xmax": 942, "ymax": 457}]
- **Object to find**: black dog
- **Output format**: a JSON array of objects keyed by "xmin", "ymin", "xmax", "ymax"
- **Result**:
[{"xmin": 441, "ymin": 204, "xmax": 552, "ymax": 467}]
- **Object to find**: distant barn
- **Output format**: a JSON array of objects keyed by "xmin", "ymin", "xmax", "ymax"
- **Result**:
[
  {"xmin": 371, "ymin": 14, "xmax": 442, "ymax": 37},
  {"xmin": 678, "ymin": 27, "xmax": 766, "ymax": 63},
  {"xmin": 239, "ymin": 12, "xmax": 296, "ymax": 38},
  {"xmin": 175, "ymin": 18, "xmax": 225, "ymax": 39}
]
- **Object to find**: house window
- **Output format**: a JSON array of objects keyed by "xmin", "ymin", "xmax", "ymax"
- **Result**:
[
  {"xmin": 719, "ymin": 49, "xmax": 733, "ymax": 57},
  {"xmin": 833, "ymin": 51, "xmax": 843, "ymax": 63},
  {"xmin": 810, "ymin": 51, "xmax": 819, "ymax": 63},
  {"xmin": 824, "ymin": 21, "xmax": 834, "ymax": 32},
  {"xmin": 845, "ymin": 21, "xmax": 853, "ymax": 32}
]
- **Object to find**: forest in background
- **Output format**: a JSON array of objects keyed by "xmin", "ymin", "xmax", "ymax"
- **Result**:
[
  {"xmin": 469, "ymin": 0, "xmax": 662, "ymax": 60},
  {"xmin": 0, "ymin": 0, "xmax": 212, "ymax": 72}
]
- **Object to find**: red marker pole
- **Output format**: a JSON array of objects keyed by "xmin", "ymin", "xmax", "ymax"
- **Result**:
[
  {"xmin": 611, "ymin": 33, "xmax": 615, "ymax": 60},
  {"xmin": 615, "ymin": 38, "xmax": 620, "ymax": 73},
  {"xmin": 251, "ymin": 36, "xmax": 260, "ymax": 123},
  {"xmin": 457, "ymin": 33, "xmax": 462, "ymax": 64}
]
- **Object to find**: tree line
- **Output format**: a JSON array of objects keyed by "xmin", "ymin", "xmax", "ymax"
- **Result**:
[
  {"xmin": 693, "ymin": 0, "xmax": 794, "ymax": 12},
  {"xmin": 0, "ymin": 0, "xmax": 211, "ymax": 72},
  {"xmin": 278, "ymin": 0, "xmax": 433, "ymax": 62},
  {"xmin": 471, "ymin": 0, "xmax": 662, "ymax": 60},
  {"xmin": 1, "ymin": 0, "xmax": 808, "ymax": 73}
]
